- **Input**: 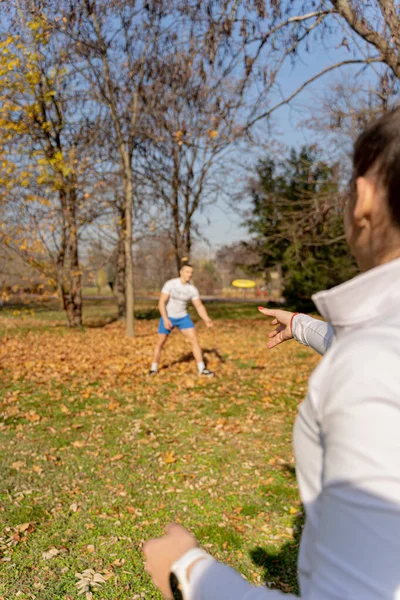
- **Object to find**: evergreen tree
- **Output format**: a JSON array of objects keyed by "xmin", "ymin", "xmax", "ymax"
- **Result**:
[{"xmin": 247, "ymin": 147, "xmax": 356, "ymax": 309}]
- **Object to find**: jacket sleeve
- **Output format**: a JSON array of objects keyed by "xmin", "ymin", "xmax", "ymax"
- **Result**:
[
  {"xmin": 292, "ymin": 314, "xmax": 334, "ymax": 355},
  {"xmin": 188, "ymin": 558, "xmax": 292, "ymax": 600}
]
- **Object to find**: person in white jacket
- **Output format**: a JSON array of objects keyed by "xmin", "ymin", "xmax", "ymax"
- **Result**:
[{"xmin": 143, "ymin": 110, "xmax": 400, "ymax": 600}]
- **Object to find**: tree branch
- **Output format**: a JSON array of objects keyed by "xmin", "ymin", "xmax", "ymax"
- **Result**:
[
  {"xmin": 247, "ymin": 57, "xmax": 383, "ymax": 128},
  {"xmin": 376, "ymin": 0, "xmax": 400, "ymax": 53},
  {"xmin": 251, "ymin": 9, "xmax": 334, "ymax": 55},
  {"xmin": 331, "ymin": 0, "xmax": 400, "ymax": 77}
]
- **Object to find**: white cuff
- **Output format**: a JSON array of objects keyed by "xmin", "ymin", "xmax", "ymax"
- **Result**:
[{"xmin": 171, "ymin": 548, "xmax": 215, "ymax": 599}]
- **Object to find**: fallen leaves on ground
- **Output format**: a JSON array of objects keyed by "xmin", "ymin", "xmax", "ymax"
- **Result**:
[
  {"xmin": 75, "ymin": 569, "xmax": 106, "ymax": 596},
  {"xmin": 0, "ymin": 319, "xmax": 317, "ymax": 402},
  {"xmin": 42, "ymin": 547, "xmax": 60, "ymax": 560},
  {"xmin": 0, "ymin": 309, "xmax": 320, "ymax": 598}
]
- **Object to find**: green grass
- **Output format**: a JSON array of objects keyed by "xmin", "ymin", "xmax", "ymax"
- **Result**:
[{"xmin": 0, "ymin": 299, "xmax": 317, "ymax": 599}]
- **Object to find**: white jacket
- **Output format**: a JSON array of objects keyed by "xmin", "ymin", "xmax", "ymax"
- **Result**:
[{"xmin": 179, "ymin": 257, "xmax": 400, "ymax": 600}]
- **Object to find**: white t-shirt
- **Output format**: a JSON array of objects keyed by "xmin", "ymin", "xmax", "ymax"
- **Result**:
[{"xmin": 161, "ymin": 278, "xmax": 200, "ymax": 318}]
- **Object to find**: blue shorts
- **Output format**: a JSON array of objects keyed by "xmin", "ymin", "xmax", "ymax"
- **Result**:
[{"xmin": 158, "ymin": 315, "xmax": 194, "ymax": 335}]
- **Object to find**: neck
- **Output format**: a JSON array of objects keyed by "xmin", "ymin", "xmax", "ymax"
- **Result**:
[
  {"xmin": 373, "ymin": 227, "xmax": 400, "ymax": 269},
  {"xmin": 375, "ymin": 246, "xmax": 400, "ymax": 268},
  {"xmin": 359, "ymin": 227, "xmax": 400, "ymax": 271},
  {"xmin": 180, "ymin": 277, "xmax": 188, "ymax": 284},
  {"xmin": 359, "ymin": 248, "xmax": 400, "ymax": 273}
]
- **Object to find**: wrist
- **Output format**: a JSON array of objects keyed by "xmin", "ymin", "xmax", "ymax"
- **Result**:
[
  {"xmin": 186, "ymin": 557, "xmax": 207, "ymax": 581},
  {"xmin": 170, "ymin": 548, "xmax": 214, "ymax": 599},
  {"xmin": 289, "ymin": 312, "xmax": 299, "ymax": 336}
]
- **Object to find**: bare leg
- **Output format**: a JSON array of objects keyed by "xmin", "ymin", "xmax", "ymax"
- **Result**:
[
  {"xmin": 152, "ymin": 333, "xmax": 168, "ymax": 365},
  {"xmin": 181, "ymin": 327, "xmax": 203, "ymax": 364}
]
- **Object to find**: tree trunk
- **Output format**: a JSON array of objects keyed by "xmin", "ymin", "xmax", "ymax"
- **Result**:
[
  {"xmin": 58, "ymin": 254, "xmax": 82, "ymax": 327},
  {"xmin": 174, "ymin": 243, "xmax": 182, "ymax": 274},
  {"xmin": 57, "ymin": 199, "xmax": 67, "ymax": 312},
  {"xmin": 64, "ymin": 187, "xmax": 82, "ymax": 327},
  {"xmin": 56, "ymin": 187, "xmax": 82, "ymax": 327},
  {"xmin": 114, "ymin": 215, "xmax": 126, "ymax": 319},
  {"xmin": 174, "ymin": 230, "xmax": 191, "ymax": 273},
  {"xmin": 90, "ymin": 9, "xmax": 139, "ymax": 336},
  {"xmin": 123, "ymin": 150, "xmax": 135, "ymax": 337},
  {"xmin": 89, "ymin": 9, "xmax": 137, "ymax": 335},
  {"xmin": 172, "ymin": 148, "xmax": 183, "ymax": 273},
  {"xmin": 183, "ymin": 223, "xmax": 191, "ymax": 261},
  {"xmin": 64, "ymin": 288, "xmax": 82, "ymax": 326},
  {"xmin": 173, "ymin": 235, "xmax": 192, "ymax": 273}
]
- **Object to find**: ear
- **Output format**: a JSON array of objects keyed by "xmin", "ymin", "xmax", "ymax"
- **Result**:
[{"xmin": 354, "ymin": 176, "xmax": 375, "ymax": 225}]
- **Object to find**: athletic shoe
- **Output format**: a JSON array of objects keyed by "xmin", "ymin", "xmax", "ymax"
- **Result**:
[
  {"xmin": 148, "ymin": 370, "xmax": 158, "ymax": 376},
  {"xmin": 200, "ymin": 368, "xmax": 215, "ymax": 377}
]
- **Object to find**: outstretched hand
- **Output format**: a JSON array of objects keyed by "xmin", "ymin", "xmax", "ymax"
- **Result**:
[
  {"xmin": 258, "ymin": 306, "xmax": 297, "ymax": 349},
  {"xmin": 143, "ymin": 523, "xmax": 198, "ymax": 599}
]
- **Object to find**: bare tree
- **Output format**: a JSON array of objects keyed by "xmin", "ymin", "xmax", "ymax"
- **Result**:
[
  {"xmin": 137, "ymin": 3, "xmax": 261, "ymax": 270},
  {"xmin": 54, "ymin": 0, "xmax": 162, "ymax": 336},
  {"xmin": 140, "ymin": 61, "xmax": 248, "ymax": 269}
]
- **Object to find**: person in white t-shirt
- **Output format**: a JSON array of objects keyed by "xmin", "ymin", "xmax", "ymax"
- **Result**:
[
  {"xmin": 143, "ymin": 110, "xmax": 400, "ymax": 599},
  {"xmin": 149, "ymin": 261, "xmax": 215, "ymax": 376}
]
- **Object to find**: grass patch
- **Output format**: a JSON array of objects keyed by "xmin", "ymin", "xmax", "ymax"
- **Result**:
[{"xmin": 0, "ymin": 301, "xmax": 320, "ymax": 598}]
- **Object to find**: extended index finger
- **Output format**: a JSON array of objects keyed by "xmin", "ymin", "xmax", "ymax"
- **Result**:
[{"xmin": 258, "ymin": 306, "xmax": 278, "ymax": 318}]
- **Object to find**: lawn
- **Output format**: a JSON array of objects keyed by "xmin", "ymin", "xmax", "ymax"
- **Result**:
[{"xmin": 0, "ymin": 299, "xmax": 319, "ymax": 600}]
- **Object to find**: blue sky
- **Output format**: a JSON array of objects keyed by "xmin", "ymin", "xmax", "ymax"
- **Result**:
[{"xmin": 198, "ymin": 14, "xmax": 382, "ymax": 251}]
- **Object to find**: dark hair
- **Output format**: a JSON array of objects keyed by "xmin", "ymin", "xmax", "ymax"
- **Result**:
[
  {"xmin": 179, "ymin": 259, "xmax": 193, "ymax": 270},
  {"xmin": 353, "ymin": 107, "xmax": 400, "ymax": 226}
]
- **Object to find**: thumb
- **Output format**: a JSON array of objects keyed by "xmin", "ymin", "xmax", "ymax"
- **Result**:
[{"xmin": 165, "ymin": 522, "xmax": 181, "ymax": 535}]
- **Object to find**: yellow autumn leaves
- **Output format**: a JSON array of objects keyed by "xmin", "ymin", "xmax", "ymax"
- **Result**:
[
  {"xmin": 173, "ymin": 128, "xmax": 218, "ymax": 145},
  {"xmin": 0, "ymin": 29, "xmax": 72, "ymax": 199}
]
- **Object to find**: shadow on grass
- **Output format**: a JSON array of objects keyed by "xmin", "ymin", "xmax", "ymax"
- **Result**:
[
  {"xmin": 162, "ymin": 348, "xmax": 226, "ymax": 369},
  {"xmin": 0, "ymin": 301, "xmax": 59, "ymax": 314},
  {"xmin": 249, "ymin": 509, "xmax": 305, "ymax": 595},
  {"xmin": 84, "ymin": 316, "xmax": 119, "ymax": 328},
  {"xmin": 281, "ymin": 463, "xmax": 297, "ymax": 479},
  {"xmin": 84, "ymin": 308, "xmax": 160, "ymax": 328},
  {"xmin": 135, "ymin": 308, "xmax": 160, "ymax": 320}
]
